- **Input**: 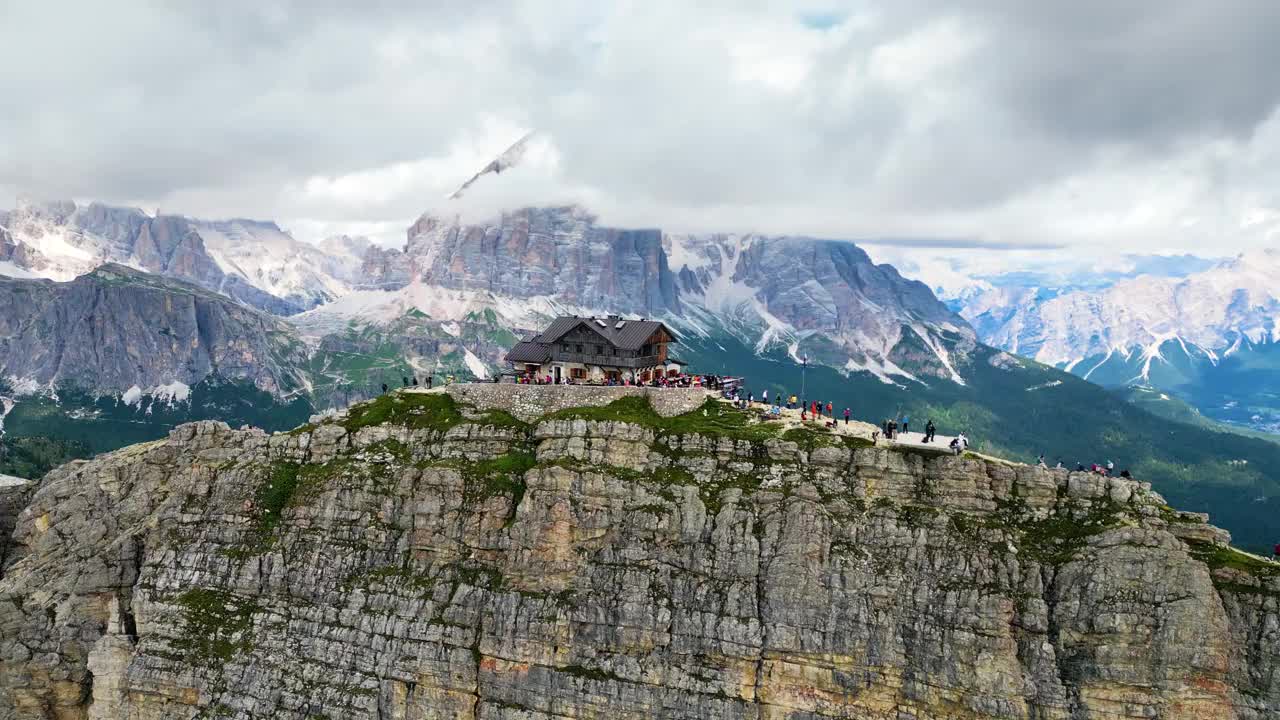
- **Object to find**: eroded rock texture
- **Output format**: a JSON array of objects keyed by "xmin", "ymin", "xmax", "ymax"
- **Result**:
[{"xmin": 0, "ymin": 393, "xmax": 1276, "ymax": 719}]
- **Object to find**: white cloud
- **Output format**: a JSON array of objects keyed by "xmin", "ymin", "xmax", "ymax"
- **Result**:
[{"xmin": 2, "ymin": 1, "xmax": 1280, "ymax": 256}]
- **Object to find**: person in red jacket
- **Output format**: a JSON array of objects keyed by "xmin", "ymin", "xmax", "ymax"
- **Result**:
[
  {"xmin": 811, "ymin": 400, "xmax": 818, "ymax": 418},
  {"xmin": 1274, "ymin": 543, "xmax": 1280, "ymax": 560},
  {"xmin": 825, "ymin": 401, "xmax": 833, "ymax": 418}
]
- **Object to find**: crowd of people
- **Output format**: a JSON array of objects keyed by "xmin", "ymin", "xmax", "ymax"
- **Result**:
[
  {"xmin": 721, "ymin": 386, "xmax": 862, "ymax": 429},
  {"xmin": 513, "ymin": 371, "xmax": 730, "ymax": 389},
  {"xmin": 716, "ymin": 383, "xmax": 990, "ymax": 456},
  {"xmin": 381, "ymin": 375, "xmax": 437, "ymax": 394},
  {"xmin": 1033, "ymin": 455, "xmax": 1133, "ymax": 478}
]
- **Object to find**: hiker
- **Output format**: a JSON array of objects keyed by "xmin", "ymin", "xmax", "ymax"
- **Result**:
[
  {"xmin": 402, "ymin": 376, "xmax": 410, "ymax": 387},
  {"xmin": 1106, "ymin": 460, "xmax": 1114, "ymax": 475},
  {"xmin": 789, "ymin": 395, "xmax": 797, "ymax": 409},
  {"xmin": 801, "ymin": 407, "xmax": 808, "ymax": 422},
  {"xmin": 1055, "ymin": 460, "xmax": 1065, "ymax": 469},
  {"xmin": 1076, "ymin": 462, "xmax": 1086, "ymax": 472},
  {"xmin": 924, "ymin": 419, "xmax": 936, "ymax": 443},
  {"xmin": 949, "ymin": 437, "xmax": 961, "ymax": 455},
  {"xmin": 381, "ymin": 383, "xmax": 388, "ymax": 394},
  {"xmin": 888, "ymin": 419, "xmax": 898, "ymax": 439},
  {"xmin": 762, "ymin": 389, "xmax": 769, "ymax": 405},
  {"xmin": 843, "ymin": 407, "xmax": 851, "ymax": 425},
  {"xmin": 1120, "ymin": 469, "xmax": 1132, "ymax": 478},
  {"xmin": 811, "ymin": 400, "xmax": 819, "ymax": 419},
  {"xmin": 1274, "ymin": 543, "xmax": 1280, "ymax": 560},
  {"xmin": 957, "ymin": 433, "xmax": 969, "ymax": 452},
  {"xmin": 902, "ymin": 415, "xmax": 910, "ymax": 435},
  {"xmin": 826, "ymin": 401, "xmax": 833, "ymax": 418},
  {"xmin": 412, "ymin": 376, "xmax": 419, "ymax": 386},
  {"xmin": 1037, "ymin": 455, "xmax": 1047, "ymax": 468},
  {"xmin": 427, "ymin": 375, "xmax": 433, "ymax": 388}
]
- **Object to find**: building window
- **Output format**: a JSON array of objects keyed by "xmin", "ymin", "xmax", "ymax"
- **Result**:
[
  {"xmin": 575, "ymin": 344, "xmax": 583, "ymax": 353},
  {"xmin": 571, "ymin": 367, "xmax": 587, "ymax": 379},
  {"xmin": 595, "ymin": 344, "xmax": 603, "ymax": 355}
]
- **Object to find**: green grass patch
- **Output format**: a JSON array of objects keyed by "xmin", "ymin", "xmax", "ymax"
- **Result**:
[
  {"xmin": 451, "ymin": 561, "xmax": 508, "ymax": 592},
  {"xmin": 540, "ymin": 457, "xmax": 696, "ymax": 501},
  {"xmin": 1009, "ymin": 500, "xmax": 1127, "ymax": 565},
  {"xmin": 1186, "ymin": 540, "xmax": 1280, "ymax": 579},
  {"xmin": 341, "ymin": 392, "xmax": 465, "ymax": 433},
  {"xmin": 549, "ymin": 396, "xmax": 783, "ymax": 443},
  {"xmin": 421, "ymin": 450, "xmax": 537, "ymax": 521},
  {"xmin": 559, "ymin": 664, "xmax": 624, "ymax": 683},
  {"xmin": 256, "ymin": 461, "xmax": 303, "ymax": 534},
  {"xmin": 465, "ymin": 452, "xmax": 536, "ymax": 510},
  {"xmin": 344, "ymin": 565, "xmax": 437, "ymax": 594},
  {"xmin": 172, "ymin": 588, "xmax": 259, "ymax": 665},
  {"xmin": 782, "ymin": 426, "xmax": 871, "ymax": 452},
  {"xmin": 1186, "ymin": 540, "xmax": 1280, "ymax": 598},
  {"xmin": 471, "ymin": 408, "xmax": 531, "ymax": 431}
]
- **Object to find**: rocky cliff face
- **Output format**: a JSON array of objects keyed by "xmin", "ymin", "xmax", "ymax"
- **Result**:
[
  {"xmin": 0, "ymin": 476, "xmax": 29, "ymax": 573},
  {"xmin": 0, "ymin": 264, "xmax": 307, "ymax": 396},
  {"xmin": 1, "ymin": 391, "xmax": 1275, "ymax": 719},
  {"xmin": 0, "ymin": 200, "xmax": 354, "ymax": 316},
  {"xmin": 357, "ymin": 245, "xmax": 411, "ymax": 291},
  {"xmin": 398, "ymin": 207, "xmax": 971, "ymax": 381},
  {"xmin": 406, "ymin": 207, "xmax": 681, "ymax": 316},
  {"xmin": 682, "ymin": 234, "xmax": 976, "ymax": 379},
  {"xmin": 959, "ymin": 249, "xmax": 1280, "ymax": 369}
]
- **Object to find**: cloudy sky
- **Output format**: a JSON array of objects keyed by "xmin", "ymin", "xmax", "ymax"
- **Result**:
[{"xmin": 3, "ymin": 1, "xmax": 1280, "ymax": 263}]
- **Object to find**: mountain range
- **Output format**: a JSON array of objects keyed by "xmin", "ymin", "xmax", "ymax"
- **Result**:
[
  {"xmin": 951, "ymin": 250, "xmax": 1280, "ymax": 434},
  {"xmin": 1, "ymin": 201, "xmax": 1279, "ymax": 549}
]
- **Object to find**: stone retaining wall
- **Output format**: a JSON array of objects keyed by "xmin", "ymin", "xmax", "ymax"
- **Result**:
[{"xmin": 440, "ymin": 383, "xmax": 710, "ymax": 422}]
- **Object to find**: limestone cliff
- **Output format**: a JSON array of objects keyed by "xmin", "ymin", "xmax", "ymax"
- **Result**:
[
  {"xmin": 0, "ymin": 264, "xmax": 308, "ymax": 396},
  {"xmin": 0, "ymin": 389, "xmax": 1276, "ymax": 719}
]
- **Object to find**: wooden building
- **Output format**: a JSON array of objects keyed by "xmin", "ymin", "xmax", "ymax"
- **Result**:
[{"xmin": 505, "ymin": 315, "xmax": 684, "ymax": 383}]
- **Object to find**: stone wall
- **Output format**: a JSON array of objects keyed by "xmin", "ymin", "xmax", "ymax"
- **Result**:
[{"xmin": 438, "ymin": 383, "xmax": 709, "ymax": 422}]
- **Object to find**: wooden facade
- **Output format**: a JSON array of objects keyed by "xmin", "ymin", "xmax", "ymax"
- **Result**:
[{"xmin": 504, "ymin": 316, "xmax": 684, "ymax": 383}]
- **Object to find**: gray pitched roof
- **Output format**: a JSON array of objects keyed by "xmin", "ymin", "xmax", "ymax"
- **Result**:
[
  {"xmin": 534, "ymin": 316, "xmax": 679, "ymax": 350},
  {"xmin": 505, "ymin": 341, "xmax": 551, "ymax": 364}
]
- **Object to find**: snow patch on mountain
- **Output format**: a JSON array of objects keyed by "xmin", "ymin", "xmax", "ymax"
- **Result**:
[
  {"xmin": 4, "ymin": 376, "xmax": 42, "ymax": 396},
  {"xmin": 2, "ymin": 200, "xmax": 367, "ymax": 315},
  {"xmin": 0, "ymin": 396, "xmax": 14, "ymax": 436},
  {"xmin": 121, "ymin": 386, "xmax": 144, "ymax": 407},
  {"xmin": 663, "ymin": 233, "xmax": 715, "ymax": 274},
  {"xmin": 195, "ymin": 219, "xmax": 352, "ymax": 309},
  {"xmin": 844, "ymin": 356, "xmax": 917, "ymax": 385},
  {"xmin": 0, "ymin": 261, "xmax": 40, "ymax": 279},
  {"xmin": 463, "ymin": 348, "xmax": 490, "ymax": 379},
  {"xmin": 958, "ymin": 248, "xmax": 1280, "ymax": 369},
  {"xmin": 152, "ymin": 380, "xmax": 192, "ymax": 404}
]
